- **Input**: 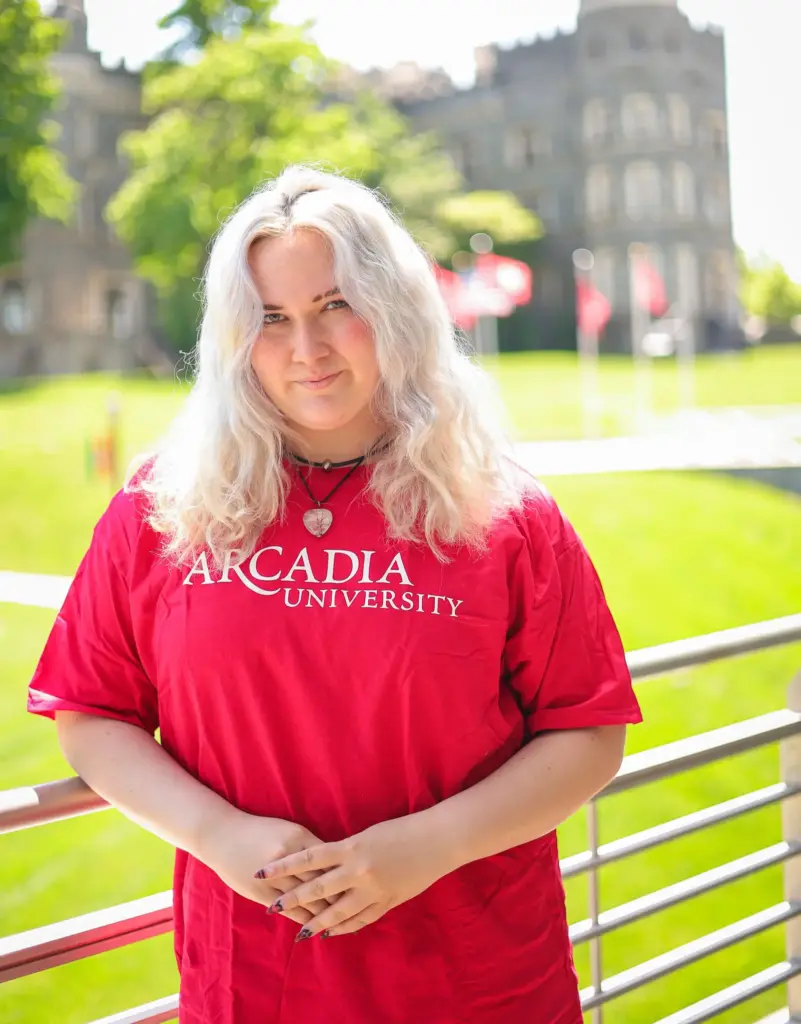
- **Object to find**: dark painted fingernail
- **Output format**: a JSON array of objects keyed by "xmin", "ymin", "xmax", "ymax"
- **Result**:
[
  {"xmin": 254, "ymin": 868, "xmax": 266, "ymax": 879},
  {"xmin": 295, "ymin": 928, "xmax": 313, "ymax": 943},
  {"xmin": 272, "ymin": 899, "xmax": 283, "ymax": 913},
  {"xmin": 321, "ymin": 930, "xmax": 331, "ymax": 939},
  {"xmin": 266, "ymin": 902, "xmax": 280, "ymax": 915}
]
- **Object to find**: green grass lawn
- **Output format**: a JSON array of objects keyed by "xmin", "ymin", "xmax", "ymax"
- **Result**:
[{"xmin": 1, "ymin": 352, "xmax": 801, "ymax": 1023}]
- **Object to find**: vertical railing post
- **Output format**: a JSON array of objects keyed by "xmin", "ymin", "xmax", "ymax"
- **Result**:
[
  {"xmin": 780, "ymin": 670, "xmax": 801, "ymax": 1018},
  {"xmin": 587, "ymin": 798, "xmax": 603, "ymax": 1023}
]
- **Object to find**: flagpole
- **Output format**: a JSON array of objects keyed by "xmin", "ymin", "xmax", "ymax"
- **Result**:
[
  {"xmin": 485, "ymin": 315, "xmax": 498, "ymax": 357},
  {"xmin": 628, "ymin": 243, "xmax": 652, "ymax": 433},
  {"xmin": 677, "ymin": 296, "xmax": 696, "ymax": 414},
  {"xmin": 573, "ymin": 249, "xmax": 601, "ymax": 439}
]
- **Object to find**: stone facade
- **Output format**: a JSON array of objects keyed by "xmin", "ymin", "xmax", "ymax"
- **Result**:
[
  {"xmin": 0, "ymin": 0, "xmax": 739, "ymax": 374},
  {"xmin": 399, "ymin": 0, "xmax": 740, "ymax": 351},
  {"xmin": 0, "ymin": 0, "xmax": 156, "ymax": 377}
]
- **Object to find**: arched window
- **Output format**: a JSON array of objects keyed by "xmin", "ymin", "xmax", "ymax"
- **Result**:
[
  {"xmin": 622, "ymin": 93, "xmax": 659, "ymax": 140},
  {"xmin": 703, "ymin": 111, "xmax": 727, "ymax": 157},
  {"xmin": 586, "ymin": 35, "xmax": 606, "ymax": 58},
  {"xmin": 106, "ymin": 289, "xmax": 132, "ymax": 340},
  {"xmin": 625, "ymin": 161, "xmax": 662, "ymax": 220},
  {"xmin": 504, "ymin": 127, "xmax": 549, "ymax": 169},
  {"xmin": 1, "ymin": 281, "xmax": 29, "ymax": 334},
  {"xmin": 583, "ymin": 99, "xmax": 610, "ymax": 147},
  {"xmin": 672, "ymin": 163, "xmax": 696, "ymax": 218},
  {"xmin": 586, "ymin": 165, "xmax": 612, "ymax": 221},
  {"xmin": 667, "ymin": 95, "xmax": 692, "ymax": 144},
  {"xmin": 704, "ymin": 175, "xmax": 730, "ymax": 224}
]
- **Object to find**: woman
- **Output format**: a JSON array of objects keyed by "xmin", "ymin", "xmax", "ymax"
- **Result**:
[{"xmin": 28, "ymin": 166, "xmax": 641, "ymax": 1023}]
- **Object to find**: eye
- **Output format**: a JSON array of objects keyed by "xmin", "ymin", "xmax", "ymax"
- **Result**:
[
  {"xmin": 324, "ymin": 298, "xmax": 350, "ymax": 312},
  {"xmin": 262, "ymin": 312, "xmax": 286, "ymax": 326}
]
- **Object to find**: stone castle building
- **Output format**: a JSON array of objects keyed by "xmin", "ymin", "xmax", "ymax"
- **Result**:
[
  {"xmin": 0, "ymin": 0, "xmax": 738, "ymax": 374},
  {"xmin": 0, "ymin": 0, "xmax": 154, "ymax": 376},
  {"xmin": 396, "ymin": 0, "xmax": 739, "ymax": 351}
]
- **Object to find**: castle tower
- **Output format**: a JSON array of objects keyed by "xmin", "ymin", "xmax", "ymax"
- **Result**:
[
  {"xmin": 580, "ymin": 0, "xmax": 679, "ymax": 13},
  {"xmin": 575, "ymin": 0, "xmax": 739, "ymax": 351},
  {"xmin": 52, "ymin": 0, "xmax": 89, "ymax": 54}
]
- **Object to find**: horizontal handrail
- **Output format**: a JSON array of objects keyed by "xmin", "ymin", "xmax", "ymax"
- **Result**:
[
  {"xmin": 87, "ymin": 995, "xmax": 178, "ymax": 1024},
  {"xmin": 627, "ymin": 613, "xmax": 801, "ymax": 681},
  {"xmin": 580, "ymin": 901, "xmax": 801, "ymax": 1009},
  {"xmin": 605, "ymin": 709, "xmax": 801, "ymax": 796},
  {"xmin": 650, "ymin": 960, "xmax": 801, "ymax": 1024},
  {"xmin": 0, "ymin": 776, "xmax": 107, "ymax": 834},
  {"xmin": 570, "ymin": 841, "xmax": 801, "ymax": 945},
  {"xmin": 0, "ymin": 892, "xmax": 172, "ymax": 983},
  {"xmin": 562, "ymin": 781, "xmax": 801, "ymax": 879}
]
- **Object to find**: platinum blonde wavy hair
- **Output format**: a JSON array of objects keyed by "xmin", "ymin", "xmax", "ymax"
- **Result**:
[{"xmin": 131, "ymin": 165, "xmax": 526, "ymax": 564}]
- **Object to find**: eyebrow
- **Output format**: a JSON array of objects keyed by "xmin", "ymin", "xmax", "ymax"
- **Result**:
[{"xmin": 262, "ymin": 287, "xmax": 341, "ymax": 312}]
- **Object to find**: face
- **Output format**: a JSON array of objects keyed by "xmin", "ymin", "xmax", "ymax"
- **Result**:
[{"xmin": 248, "ymin": 229, "xmax": 383, "ymax": 458}]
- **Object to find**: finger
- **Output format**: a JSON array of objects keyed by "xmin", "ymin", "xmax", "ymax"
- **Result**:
[
  {"xmin": 269, "ymin": 874, "xmax": 329, "ymax": 918},
  {"xmin": 321, "ymin": 903, "xmax": 387, "ymax": 939},
  {"xmin": 282, "ymin": 906, "xmax": 314, "ymax": 926},
  {"xmin": 254, "ymin": 843, "xmax": 343, "ymax": 880},
  {"xmin": 295, "ymin": 870, "xmax": 338, "ymax": 907},
  {"xmin": 292, "ymin": 891, "xmax": 373, "ymax": 942},
  {"xmin": 267, "ymin": 869, "xmax": 350, "ymax": 915}
]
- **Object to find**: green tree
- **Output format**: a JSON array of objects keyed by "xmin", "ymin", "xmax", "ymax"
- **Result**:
[
  {"xmin": 108, "ymin": 20, "xmax": 540, "ymax": 350},
  {"xmin": 739, "ymin": 252, "xmax": 801, "ymax": 325},
  {"xmin": 158, "ymin": 0, "xmax": 278, "ymax": 61},
  {"xmin": 0, "ymin": 0, "xmax": 76, "ymax": 266}
]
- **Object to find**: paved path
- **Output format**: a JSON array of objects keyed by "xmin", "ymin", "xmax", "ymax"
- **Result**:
[{"xmin": 518, "ymin": 407, "xmax": 801, "ymax": 476}]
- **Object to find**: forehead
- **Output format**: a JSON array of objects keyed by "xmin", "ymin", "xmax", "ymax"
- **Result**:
[{"xmin": 248, "ymin": 229, "xmax": 334, "ymax": 302}]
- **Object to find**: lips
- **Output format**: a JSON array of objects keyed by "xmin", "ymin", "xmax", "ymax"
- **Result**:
[{"xmin": 298, "ymin": 372, "xmax": 341, "ymax": 389}]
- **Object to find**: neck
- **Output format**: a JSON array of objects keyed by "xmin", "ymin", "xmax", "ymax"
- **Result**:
[{"xmin": 287, "ymin": 424, "xmax": 388, "ymax": 465}]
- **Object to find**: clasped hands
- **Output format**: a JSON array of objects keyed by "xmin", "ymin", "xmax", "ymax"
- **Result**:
[{"xmin": 253, "ymin": 811, "xmax": 455, "ymax": 942}]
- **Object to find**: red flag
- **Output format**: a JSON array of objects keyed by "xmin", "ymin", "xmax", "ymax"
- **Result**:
[
  {"xmin": 632, "ymin": 256, "xmax": 668, "ymax": 317},
  {"xmin": 433, "ymin": 265, "xmax": 477, "ymax": 329},
  {"xmin": 435, "ymin": 256, "xmax": 533, "ymax": 328},
  {"xmin": 576, "ymin": 278, "xmax": 611, "ymax": 336},
  {"xmin": 474, "ymin": 254, "xmax": 533, "ymax": 306}
]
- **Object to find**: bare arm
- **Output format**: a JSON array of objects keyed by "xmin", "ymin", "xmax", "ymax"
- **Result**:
[
  {"xmin": 55, "ymin": 711, "xmax": 329, "ymax": 923},
  {"xmin": 57, "ymin": 711, "xmax": 236, "ymax": 857},
  {"xmin": 422, "ymin": 724, "xmax": 627, "ymax": 869}
]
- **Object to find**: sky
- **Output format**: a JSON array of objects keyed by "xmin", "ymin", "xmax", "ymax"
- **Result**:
[{"xmin": 58, "ymin": 0, "xmax": 801, "ymax": 278}]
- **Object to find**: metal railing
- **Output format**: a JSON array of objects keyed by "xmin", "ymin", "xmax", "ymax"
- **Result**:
[{"xmin": 1, "ymin": 613, "xmax": 801, "ymax": 1024}]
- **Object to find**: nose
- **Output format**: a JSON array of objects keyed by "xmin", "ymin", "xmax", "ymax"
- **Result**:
[{"xmin": 290, "ymin": 318, "xmax": 330, "ymax": 366}]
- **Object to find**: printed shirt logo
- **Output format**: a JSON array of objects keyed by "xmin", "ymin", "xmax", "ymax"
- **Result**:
[{"xmin": 182, "ymin": 547, "xmax": 464, "ymax": 618}]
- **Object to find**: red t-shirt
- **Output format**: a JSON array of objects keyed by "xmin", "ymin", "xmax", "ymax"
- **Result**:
[{"xmin": 28, "ymin": 464, "xmax": 641, "ymax": 1024}]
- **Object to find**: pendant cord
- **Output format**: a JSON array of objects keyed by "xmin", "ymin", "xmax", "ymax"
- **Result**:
[
  {"xmin": 295, "ymin": 458, "xmax": 366, "ymax": 507},
  {"xmin": 287, "ymin": 434, "xmax": 391, "ymax": 471}
]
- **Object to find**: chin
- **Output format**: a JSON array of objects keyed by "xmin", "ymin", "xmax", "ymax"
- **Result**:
[{"xmin": 291, "ymin": 409, "xmax": 361, "ymax": 433}]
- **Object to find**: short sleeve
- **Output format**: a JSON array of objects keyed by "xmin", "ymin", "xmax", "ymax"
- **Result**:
[
  {"xmin": 504, "ymin": 493, "xmax": 642, "ymax": 736},
  {"xmin": 27, "ymin": 490, "xmax": 159, "ymax": 734}
]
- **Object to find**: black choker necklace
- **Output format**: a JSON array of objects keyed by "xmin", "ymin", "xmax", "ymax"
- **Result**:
[
  {"xmin": 290, "ymin": 452, "xmax": 367, "ymax": 471},
  {"xmin": 289, "ymin": 436, "xmax": 390, "ymax": 537},
  {"xmin": 288, "ymin": 436, "xmax": 391, "ymax": 472}
]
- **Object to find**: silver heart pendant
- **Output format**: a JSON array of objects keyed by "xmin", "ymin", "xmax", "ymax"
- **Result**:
[{"xmin": 303, "ymin": 507, "xmax": 333, "ymax": 537}]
